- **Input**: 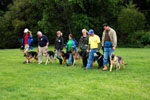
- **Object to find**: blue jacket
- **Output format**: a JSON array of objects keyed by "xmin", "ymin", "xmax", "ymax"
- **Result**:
[
  {"xmin": 66, "ymin": 38, "xmax": 77, "ymax": 51},
  {"xmin": 22, "ymin": 35, "xmax": 33, "ymax": 50}
]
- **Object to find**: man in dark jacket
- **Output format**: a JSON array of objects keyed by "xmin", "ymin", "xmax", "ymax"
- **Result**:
[
  {"xmin": 79, "ymin": 29, "xmax": 89, "ymax": 68},
  {"xmin": 55, "ymin": 31, "xmax": 64, "ymax": 64},
  {"xmin": 37, "ymin": 31, "xmax": 49, "ymax": 64}
]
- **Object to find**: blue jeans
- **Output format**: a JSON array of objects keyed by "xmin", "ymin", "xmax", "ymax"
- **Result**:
[
  {"xmin": 67, "ymin": 53, "xmax": 73, "ymax": 65},
  {"xmin": 86, "ymin": 49, "xmax": 100, "ymax": 69},
  {"xmin": 103, "ymin": 48, "xmax": 114, "ymax": 65}
]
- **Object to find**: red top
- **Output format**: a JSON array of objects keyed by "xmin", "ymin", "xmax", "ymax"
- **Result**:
[{"xmin": 24, "ymin": 34, "xmax": 29, "ymax": 44}]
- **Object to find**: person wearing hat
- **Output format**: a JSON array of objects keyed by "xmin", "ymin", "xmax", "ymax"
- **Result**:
[
  {"xmin": 102, "ymin": 23, "xmax": 117, "ymax": 71},
  {"xmin": 37, "ymin": 31, "xmax": 49, "ymax": 64},
  {"xmin": 21, "ymin": 28, "xmax": 33, "ymax": 63},
  {"xmin": 86, "ymin": 29, "xmax": 101, "ymax": 69}
]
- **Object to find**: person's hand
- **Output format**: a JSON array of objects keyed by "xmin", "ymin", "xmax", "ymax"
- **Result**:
[
  {"xmin": 96, "ymin": 50, "xmax": 99, "ymax": 52},
  {"xmin": 38, "ymin": 47, "xmax": 39, "ymax": 53},
  {"xmin": 112, "ymin": 47, "xmax": 116, "ymax": 50},
  {"xmin": 87, "ymin": 49, "xmax": 89, "ymax": 53},
  {"xmin": 45, "ymin": 46, "xmax": 48, "ymax": 51},
  {"xmin": 79, "ymin": 48, "xmax": 81, "ymax": 51}
]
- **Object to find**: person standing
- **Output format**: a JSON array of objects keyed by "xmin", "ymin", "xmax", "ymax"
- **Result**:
[
  {"xmin": 102, "ymin": 23, "xmax": 117, "ymax": 71},
  {"xmin": 65, "ymin": 34, "xmax": 77, "ymax": 66},
  {"xmin": 21, "ymin": 28, "xmax": 33, "ymax": 63},
  {"xmin": 79, "ymin": 29, "xmax": 89, "ymax": 68},
  {"xmin": 37, "ymin": 31, "xmax": 49, "ymax": 64},
  {"xmin": 86, "ymin": 29, "xmax": 101, "ymax": 69},
  {"xmin": 55, "ymin": 31, "xmax": 64, "ymax": 65}
]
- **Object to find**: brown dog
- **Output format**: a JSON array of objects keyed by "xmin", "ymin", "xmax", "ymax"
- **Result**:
[
  {"xmin": 59, "ymin": 51, "xmax": 69, "ymax": 65},
  {"xmin": 24, "ymin": 51, "xmax": 38, "ymax": 63},
  {"xmin": 71, "ymin": 47, "xmax": 81, "ymax": 66}
]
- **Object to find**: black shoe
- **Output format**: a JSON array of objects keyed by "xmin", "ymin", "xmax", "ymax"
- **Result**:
[
  {"xmin": 23, "ymin": 61, "xmax": 27, "ymax": 64},
  {"xmin": 59, "ymin": 59, "xmax": 62, "ymax": 65},
  {"xmin": 66, "ymin": 64, "xmax": 70, "ymax": 66}
]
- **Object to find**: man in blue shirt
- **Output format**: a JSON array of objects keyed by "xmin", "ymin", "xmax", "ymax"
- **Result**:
[{"xmin": 37, "ymin": 31, "xmax": 49, "ymax": 64}]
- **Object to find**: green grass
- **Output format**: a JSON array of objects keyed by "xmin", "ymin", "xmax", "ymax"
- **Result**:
[{"xmin": 0, "ymin": 47, "xmax": 150, "ymax": 100}]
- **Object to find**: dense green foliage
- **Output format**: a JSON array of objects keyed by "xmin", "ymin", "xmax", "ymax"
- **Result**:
[
  {"xmin": 0, "ymin": 0, "xmax": 150, "ymax": 48},
  {"xmin": 0, "ymin": 47, "xmax": 150, "ymax": 100}
]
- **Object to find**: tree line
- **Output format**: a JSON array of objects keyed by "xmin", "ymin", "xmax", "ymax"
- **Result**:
[{"xmin": 0, "ymin": 0, "xmax": 150, "ymax": 49}]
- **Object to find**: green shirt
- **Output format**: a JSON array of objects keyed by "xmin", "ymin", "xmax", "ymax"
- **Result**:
[{"xmin": 68, "ymin": 39, "xmax": 72, "ymax": 51}]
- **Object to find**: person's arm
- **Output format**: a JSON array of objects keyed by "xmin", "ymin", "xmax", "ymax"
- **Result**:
[
  {"xmin": 97, "ymin": 36, "xmax": 101, "ymax": 52},
  {"xmin": 21, "ymin": 38, "xmax": 24, "ymax": 46},
  {"xmin": 112, "ymin": 31, "xmax": 117, "ymax": 50},
  {"xmin": 61, "ymin": 37, "xmax": 64, "ymax": 50},
  {"xmin": 87, "ymin": 44, "xmax": 90, "ymax": 52},
  {"xmin": 45, "ymin": 35, "xmax": 49, "ymax": 47},
  {"xmin": 101, "ymin": 32, "xmax": 105, "ymax": 47},
  {"xmin": 46, "ymin": 42, "xmax": 49, "ymax": 47},
  {"xmin": 97, "ymin": 43, "xmax": 101, "ymax": 51}
]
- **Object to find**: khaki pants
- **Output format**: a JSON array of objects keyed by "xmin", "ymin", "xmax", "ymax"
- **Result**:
[
  {"xmin": 24, "ymin": 44, "xmax": 29, "ymax": 52},
  {"xmin": 38, "ymin": 46, "xmax": 48, "ymax": 63}
]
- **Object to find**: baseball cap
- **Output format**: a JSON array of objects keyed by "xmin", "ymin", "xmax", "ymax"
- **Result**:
[
  {"xmin": 88, "ymin": 29, "xmax": 94, "ymax": 35},
  {"xmin": 24, "ymin": 28, "xmax": 29, "ymax": 33}
]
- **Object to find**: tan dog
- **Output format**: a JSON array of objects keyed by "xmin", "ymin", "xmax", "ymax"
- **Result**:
[
  {"xmin": 71, "ymin": 47, "xmax": 81, "ymax": 66},
  {"xmin": 59, "ymin": 51, "xmax": 69, "ymax": 65},
  {"xmin": 110, "ymin": 53, "xmax": 126, "ymax": 72}
]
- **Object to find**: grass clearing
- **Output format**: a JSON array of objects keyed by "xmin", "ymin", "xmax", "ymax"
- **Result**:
[{"xmin": 0, "ymin": 47, "xmax": 150, "ymax": 100}]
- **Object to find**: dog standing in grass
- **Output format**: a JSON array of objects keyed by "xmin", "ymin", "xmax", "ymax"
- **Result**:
[
  {"xmin": 110, "ymin": 53, "xmax": 126, "ymax": 72},
  {"xmin": 24, "ymin": 51, "xmax": 38, "ymax": 63},
  {"xmin": 59, "ymin": 51, "xmax": 69, "ymax": 65},
  {"xmin": 43, "ymin": 51, "xmax": 55, "ymax": 65},
  {"xmin": 71, "ymin": 47, "xmax": 81, "ymax": 66}
]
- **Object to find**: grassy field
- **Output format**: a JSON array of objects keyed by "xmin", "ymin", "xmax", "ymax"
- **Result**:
[{"xmin": 0, "ymin": 47, "xmax": 150, "ymax": 100}]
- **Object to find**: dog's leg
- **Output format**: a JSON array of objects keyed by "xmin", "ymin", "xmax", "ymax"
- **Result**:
[
  {"xmin": 26, "ymin": 57, "xmax": 29, "ymax": 64},
  {"xmin": 63, "ymin": 58, "xmax": 66, "ymax": 65},
  {"xmin": 30, "ymin": 56, "xmax": 32, "ymax": 63},
  {"xmin": 118, "ymin": 63, "xmax": 120, "ymax": 70},
  {"xmin": 62, "ymin": 60, "xmax": 64, "ymax": 65},
  {"xmin": 45, "ymin": 56, "xmax": 48, "ymax": 65},
  {"xmin": 91, "ymin": 61, "xmax": 94, "ymax": 68},
  {"xmin": 116, "ymin": 63, "xmax": 120, "ymax": 71},
  {"xmin": 122, "ymin": 60, "xmax": 126, "ymax": 69},
  {"xmin": 110, "ymin": 62, "xmax": 113, "ymax": 72},
  {"xmin": 33, "ymin": 55, "xmax": 36, "ymax": 62},
  {"xmin": 78, "ymin": 55, "xmax": 81, "ymax": 65},
  {"xmin": 72, "ymin": 58, "xmax": 76, "ymax": 66},
  {"xmin": 51, "ymin": 56, "xmax": 54, "ymax": 64}
]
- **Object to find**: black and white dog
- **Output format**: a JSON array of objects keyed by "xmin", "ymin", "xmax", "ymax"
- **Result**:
[{"xmin": 93, "ymin": 52, "xmax": 110, "ymax": 69}]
